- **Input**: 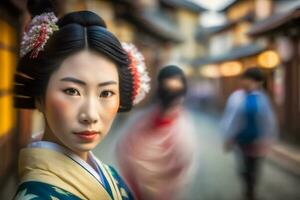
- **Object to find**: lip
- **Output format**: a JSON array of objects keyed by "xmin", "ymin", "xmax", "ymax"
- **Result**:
[{"xmin": 74, "ymin": 131, "xmax": 99, "ymax": 142}]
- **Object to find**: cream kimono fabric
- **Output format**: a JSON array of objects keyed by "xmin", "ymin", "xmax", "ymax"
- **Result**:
[{"xmin": 15, "ymin": 146, "xmax": 133, "ymax": 200}]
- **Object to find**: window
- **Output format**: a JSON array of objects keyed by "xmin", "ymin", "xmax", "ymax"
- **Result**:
[{"xmin": 0, "ymin": 19, "xmax": 16, "ymax": 138}]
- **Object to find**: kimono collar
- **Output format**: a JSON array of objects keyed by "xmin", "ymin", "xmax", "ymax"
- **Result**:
[
  {"xmin": 19, "ymin": 145, "xmax": 114, "ymax": 199},
  {"xmin": 28, "ymin": 141, "xmax": 104, "ymax": 185}
]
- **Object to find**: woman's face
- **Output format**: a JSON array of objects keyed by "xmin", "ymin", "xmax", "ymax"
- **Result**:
[
  {"xmin": 158, "ymin": 76, "xmax": 185, "ymax": 107},
  {"xmin": 162, "ymin": 77, "xmax": 184, "ymax": 91},
  {"xmin": 41, "ymin": 50, "xmax": 120, "ymax": 156}
]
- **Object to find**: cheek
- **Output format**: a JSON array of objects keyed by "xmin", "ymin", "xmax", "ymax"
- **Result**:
[
  {"xmin": 45, "ymin": 93, "xmax": 74, "ymax": 128},
  {"xmin": 101, "ymin": 97, "xmax": 120, "ymax": 128}
]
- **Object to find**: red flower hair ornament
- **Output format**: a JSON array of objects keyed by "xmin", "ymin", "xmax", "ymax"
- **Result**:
[{"xmin": 122, "ymin": 43, "xmax": 151, "ymax": 105}]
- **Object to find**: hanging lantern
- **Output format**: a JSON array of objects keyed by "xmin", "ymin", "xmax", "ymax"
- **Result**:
[
  {"xmin": 199, "ymin": 64, "xmax": 220, "ymax": 78},
  {"xmin": 258, "ymin": 50, "xmax": 280, "ymax": 68},
  {"xmin": 220, "ymin": 61, "xmax": 243, "ymax": 77}
]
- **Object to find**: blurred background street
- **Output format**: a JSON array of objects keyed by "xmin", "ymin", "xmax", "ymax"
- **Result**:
[
  {"xmin": 95, "ymin": 108, "xmax": 300, "ymax": 200},
  {"xmin": 1, "ymin": 0, "xmax": 300, "ymax": 199}
]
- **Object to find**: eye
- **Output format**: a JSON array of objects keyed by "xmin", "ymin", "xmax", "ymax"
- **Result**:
[
  {"xmin": 63, "ymin": 88, "xmax": 80, "ymax": 96},
  {"xmin": 100, "ymin": 90, "xmax": 115, "ymax": 98}
]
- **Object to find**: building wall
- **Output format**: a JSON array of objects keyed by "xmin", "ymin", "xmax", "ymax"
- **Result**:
[
  {"xmin": 176, "ymin": 9, "xmax": 199, "ymax": 60},
  {"xmin": 209, "ymin": 31, "xmax": 233, "ymax": 56},
  {"xmin": 64, "ymin": 0, "xmax": 87, "ymax": 13},
  {"xmin": 227, "ymin": 0, "xmax": 254, "ymax": 21},
  {"xmin": 282, "ymin": 37, "xmax": 300, "ymax": 143},
  {"xmin": 232, "ymin": 21, "xmax": 252, "ymax": 46},
  {"xmin": 255, "ymin": 0, "xmax": 273, "ymax": 19},
  {"xmin": 166, "ymin": 8, "xmax": 202, "ymax": 77}
]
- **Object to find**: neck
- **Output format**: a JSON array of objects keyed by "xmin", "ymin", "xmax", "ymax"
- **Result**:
[
  {"xmin": 160, "ymin": 104, "xmax": 181, "ymax": 117},
  {"xmin": 246, "ymin": 87, "xmax": 259, "ymax": 93},
  {"xmin": 42, "ymin": 125, "xmax": 88, "ymax": 162}
]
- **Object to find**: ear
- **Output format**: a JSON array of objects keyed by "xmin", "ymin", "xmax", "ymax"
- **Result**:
[{"xmin": 35, "ymin": 97, "xmax": 44, "ymax": 113}]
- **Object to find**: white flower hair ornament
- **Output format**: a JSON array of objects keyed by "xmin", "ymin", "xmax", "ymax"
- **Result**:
[
  {"xmin": 122, "ymin": 43, "xmax": 151, "ymax": 105},
  {"xmin": 20, "ymin": 12, "xmax": 59, "ymax": 58}
]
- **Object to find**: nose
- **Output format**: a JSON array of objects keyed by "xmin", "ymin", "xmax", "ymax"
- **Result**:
[{"xmin": 79, "ymin": 96, "xmax": 99, "ymax": 125}]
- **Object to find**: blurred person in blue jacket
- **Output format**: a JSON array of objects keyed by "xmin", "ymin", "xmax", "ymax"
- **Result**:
[{"xmin": 221, "ymin": 67, "xmax": 278, "ymax": 200}]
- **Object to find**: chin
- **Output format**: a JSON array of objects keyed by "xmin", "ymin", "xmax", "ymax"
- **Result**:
[
  {"xmin": 76, "ymin": 143, "xmax": 97, "ymax": 152},
  {"xmin": 65, "ymin": 142, "xmax": 96, "ymax": 155}
]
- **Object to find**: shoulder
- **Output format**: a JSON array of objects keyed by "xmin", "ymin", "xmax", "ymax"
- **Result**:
[
  {"xmin": 14, "ymin": 181, "xmax": 81, "ymax": 200},
  {"xmin": 226, "ymin": 90, "xmax": 245, "ymax": 107},
  {"xmin": 254, "ymin": 90, "xmax": 271, "ymax": 105},
  {"xmin": 229, "ymin": 90, "xmax": 245, "ymax": 100},
  {"xmin": 257, "ymin": 90, "xmax": 270, "ymax": 100}
]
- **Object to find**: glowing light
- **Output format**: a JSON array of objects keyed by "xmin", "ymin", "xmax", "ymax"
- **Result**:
[
  {"xmin": 191, "ymin": 0, "xmax": 236, "ymax": 11},
  {"xmin": 199, "ymin": 11, "xmax": 227, "ymax": 27},
  {"xmin": 181, "ymin": 65, "xmax": 194, "ymax": 77},
  {"xmin": 258, "ymin": 50, "xmax": 280, "ymax": 69},
  {"xmin": 199, "ymin": 64, "xmax": 220, "ymax": 78},
  {"xmin": 220, "ymin": 61, "xmax": 243, "ymax": 76}
]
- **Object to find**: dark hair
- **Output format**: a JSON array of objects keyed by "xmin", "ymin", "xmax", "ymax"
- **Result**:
[
  {"xmin": 241, "ymin": 67, "xmax": 265, "ymax": 83},
  {"xmin": 14, "ymin": 0, "xmax": 133, "ymax": 112}
]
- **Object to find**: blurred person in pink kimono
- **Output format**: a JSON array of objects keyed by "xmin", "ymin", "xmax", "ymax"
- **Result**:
[{"xmin": 116, "ymin": 65, "xmax": 197, "ymax": 200}]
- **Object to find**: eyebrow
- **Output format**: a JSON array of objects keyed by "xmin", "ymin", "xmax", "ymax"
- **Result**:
[{"xmin": 60, "ymin": 77, "xmax": 117, "ymax": 87}]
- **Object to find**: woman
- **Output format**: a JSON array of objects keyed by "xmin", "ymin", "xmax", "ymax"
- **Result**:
[
  {"xmin": 116, "ymin": 66, "xmax": 197, "ymax": 200},
  {"xmin": 14, "ymin": 0, "xmax": 150, "ymax": 199}
]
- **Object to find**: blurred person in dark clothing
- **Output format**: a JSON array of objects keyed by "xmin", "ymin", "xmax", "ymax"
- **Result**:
[
  {"xmin": 221, "ymin": 67, "xmax": 278, "ymax": 200},
  {"xmin": 116, "ymin": 65, "xmax": 197, "ymax": 200}
]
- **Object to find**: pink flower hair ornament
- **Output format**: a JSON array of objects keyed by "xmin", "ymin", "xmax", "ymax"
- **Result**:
[
  {"xmin": 122, "ymin": 43, "xmax": 151, "ymax": 105},
  {"xmin": 20, "ymin": 12, "xmax": 59, "ymax": 58}
]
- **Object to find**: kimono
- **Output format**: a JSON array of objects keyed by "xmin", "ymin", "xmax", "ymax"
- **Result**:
[
  {"xmin": 14, "ymin": 141, "xmax": 134, "ymax": 200},
  {"xmin": 116, "ymin": 106, "xmax": 197, "ymax": 200}
]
